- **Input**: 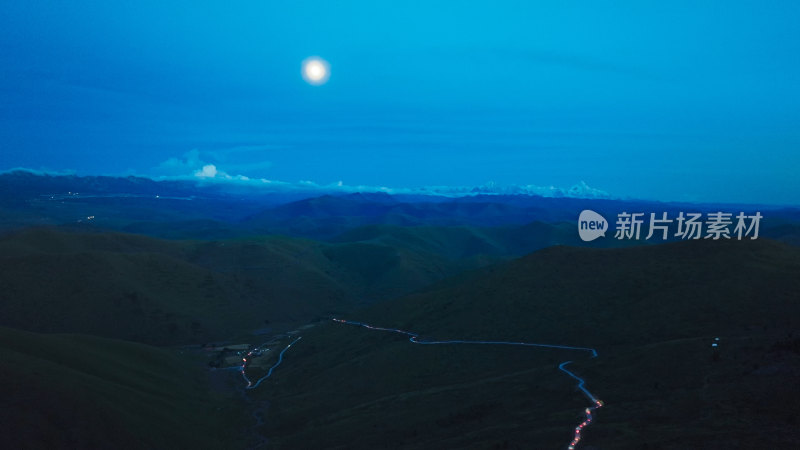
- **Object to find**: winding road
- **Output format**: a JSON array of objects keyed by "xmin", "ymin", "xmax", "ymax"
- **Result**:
[
  {"xmin": 240, "ymin": 336, "xmax": 303, "ymax": 390},
  {"xmin": 332, "ymin": 318, "xmax": 604, "ymax": 450},
  {"xmin": 559, "ymin": 361, "xmax": 604, "ymax": 449}
]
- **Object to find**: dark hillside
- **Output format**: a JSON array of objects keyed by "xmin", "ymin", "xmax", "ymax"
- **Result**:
[{"xmin": 255, "ymin": 240, "xmax": 800, "ymax": 448}]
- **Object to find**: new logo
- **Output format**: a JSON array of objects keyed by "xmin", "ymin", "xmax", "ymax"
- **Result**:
[{"xmin": 578, "ymin": 210, "xmax": 607, "ymax": 242}]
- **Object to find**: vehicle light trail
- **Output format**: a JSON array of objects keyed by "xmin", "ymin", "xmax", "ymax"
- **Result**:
[
  {"xmin": 559, "ymin": 361, "xmax": 603, "ymax": 449},
  {"xmin": 240, "ymin": 337, "xmax": 302, "ymax": 390},
  {"xmin": 333, "ymin": 318, "xmax": 604, "ymax": 449}
]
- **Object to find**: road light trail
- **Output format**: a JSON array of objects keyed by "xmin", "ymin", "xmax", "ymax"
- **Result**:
[
  {"xmin": 333, "ymin": 318, "xmax": 603, "ymax": 449},
  {"xmin": 332, "ymin": 318, "xmax": 598, "ymax": 356},
  {"xmin": 559, "ymin": 361, "xmax": 604, "ymax": 450},
  {"xmin": 241, "ymin": 337, "xmax": 302, "ymax": 390}
]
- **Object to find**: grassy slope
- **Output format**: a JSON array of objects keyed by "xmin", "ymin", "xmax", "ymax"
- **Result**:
[
  {"xmin": 0, "ymin": 228, "xmax": 474, "ymax": 345},
  {"xmin": 256, "ymin": 239, "xmax": 800, "ymax": 449},
  {"xmin": 0, "ymin": 229, "xmax": 337, "ymax": 344},
  {"xmin": 0, "ymin": 229, "xmax": 344, "ymax": 344},
  {"xmin": 330, "ymin": 222, "xmax": 584, "ymax": 259},
  {"xmin": 360, "ymin": 239, "xmax": 799, "ymax": 345},
  {"xmin": 0, "ymin": 326, "xmax": 247, "ymax": 449},
  {"xmin": 325, "ymin": 221, "xmax": 641, "ymax": 301}
]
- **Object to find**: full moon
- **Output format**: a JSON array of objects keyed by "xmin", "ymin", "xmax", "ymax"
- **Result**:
[{"xmin": 301, "ymin": 56, "xmax": 330, "ymax": 86}]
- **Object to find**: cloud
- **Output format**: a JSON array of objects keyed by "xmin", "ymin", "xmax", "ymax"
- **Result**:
[
  {"xmin": 173, "ymin": 173, "xmax": 611, "ymax": 199},
  {"xmin": 150, "ymin": 150, "xmax": 611, "ymax": 199},
  {"xmin": 152, "ymin": 148, "xmax": 273, "ymax": 179},
  {"xmin": 153, "ymin": 149, "xmax": 205, "ymax": 176},
  {"xmin": 189, "ymin": 163, "xmax": 258, "ymax": 183},
  {"xmin": 203, "ymin": 145, "xmax": 277, "ymax": 173},
  {"xmin": 195, "ymin": 164, "xmax": 219, "ymax": 178}
]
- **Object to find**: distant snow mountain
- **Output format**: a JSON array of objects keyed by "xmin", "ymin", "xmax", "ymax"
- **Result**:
[{"xmin": 414, "ymin": 180, "xmax": 611, "ymax": 199}]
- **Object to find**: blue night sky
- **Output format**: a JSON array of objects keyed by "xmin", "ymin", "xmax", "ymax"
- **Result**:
[{"xmin": 1, "ymin": 1, "xmax": 799, "ymax": 204}]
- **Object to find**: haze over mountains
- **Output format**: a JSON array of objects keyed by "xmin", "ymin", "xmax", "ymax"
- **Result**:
[{"xmin": 2, "ymin": 171, "xmax": 799, "ymax": 240}]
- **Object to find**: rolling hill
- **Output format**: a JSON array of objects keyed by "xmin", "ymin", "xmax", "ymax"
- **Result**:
[
  {"xmin": 0, "ymin": 326, "xmax": 247, "ymax": 449},
  {"xmin": 0, "ymin": 228, "xmax": 345, "ymax": 344},
  {"xmin": 252, "ymin": 239, "xmax": 800, "ymax": 449},
  {"xmin": 331, "ymin": 222, "xmax": 593, "ymax": 260},
  {"xmin": 0, "ymin": 227, "xmax": 506, "ymax": 345}
]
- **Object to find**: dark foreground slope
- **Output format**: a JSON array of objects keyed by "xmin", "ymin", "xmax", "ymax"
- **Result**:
[
  {"xmin": 253, "ymin": 239, "xmax": 800, "ymax": 449},
  {"xmin": 0, "ymin": 326, "xmax": 246, "ymax": 449},
  {"xmin": 359, "ymin": 239, "xmax": 799, "ymax": 345},
  {"xmin": 0, "ymin": 228, "xmax": 350, "ymax": 345},
  {"xmin": 0, "ymin": 227, "xmax": 481, "ymax": 345},
  {"xmin": 0, "ymin": 221, "xmax": 614, "ymax": 346}
]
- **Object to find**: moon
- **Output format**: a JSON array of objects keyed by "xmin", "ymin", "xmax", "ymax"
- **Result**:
[{"xmin": 302, "ymin": 57, "xmax": 330, "ymax": 86}]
